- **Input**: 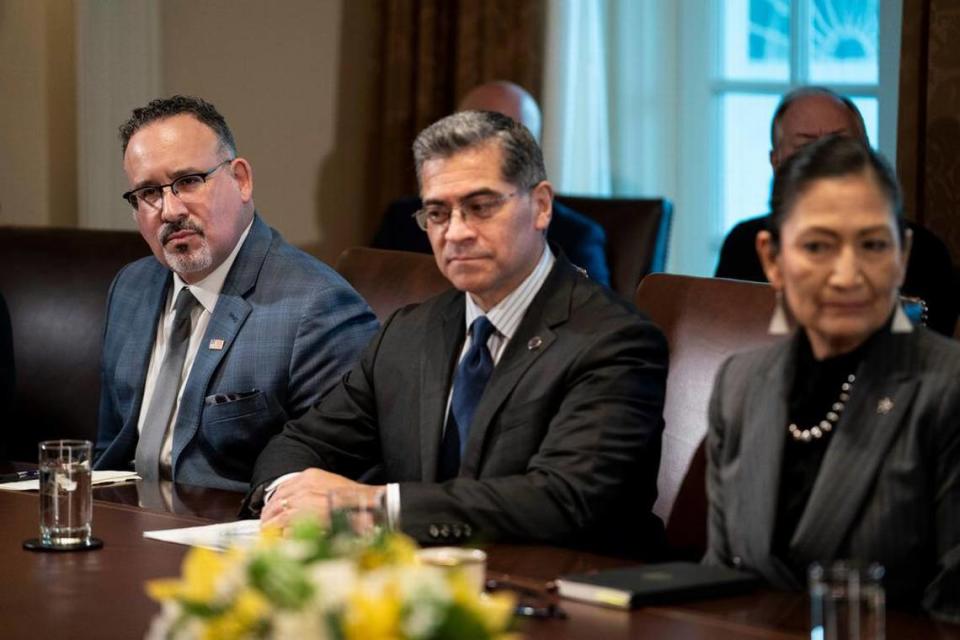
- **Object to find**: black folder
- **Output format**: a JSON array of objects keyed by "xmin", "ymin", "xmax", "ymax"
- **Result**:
[{"xmin": 556, "ymin": 562, "xmax": 759, "ymax": 609}]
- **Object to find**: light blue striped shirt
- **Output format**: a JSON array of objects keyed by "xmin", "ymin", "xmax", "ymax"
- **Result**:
[{"xmin": 461, "ymin": 244, "xmax": 556, "ymax": 366}]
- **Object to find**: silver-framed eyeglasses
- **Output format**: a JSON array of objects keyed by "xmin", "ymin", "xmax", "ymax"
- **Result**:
[
  {"xmin": 413, "ymin": 190, "xmax": 524, "ymax": 231},
  {"xmin": 122, "ymin": 159, "xmax": 233, "ymax": 211}
]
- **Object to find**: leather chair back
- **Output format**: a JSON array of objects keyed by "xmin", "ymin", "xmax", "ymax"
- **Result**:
[
  {"xmin": 0, "ymin": 226, "xmax": 149, "ymax": 462},
  {"xmin": 556, "ymin": 195, "xmax": 672, "ymax": 298},
  {"xmin": 335, "ymin": 247, "xmax": 451, "ymax": 323},
  {"xmin": 634, "ymin": 274, "xmax": 781, "ymax": 558}
]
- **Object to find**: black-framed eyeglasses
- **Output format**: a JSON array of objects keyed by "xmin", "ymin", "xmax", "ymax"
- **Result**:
[
  {"xmin": 413, "ymin": 189, "xmax": 526, "ymax": 231},
  {"xmin": 122, "ymin": 159, "xmax": 233, "ymax": 211}
]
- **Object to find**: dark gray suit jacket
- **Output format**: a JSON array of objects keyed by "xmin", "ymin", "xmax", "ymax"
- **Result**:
[
  {"xmin": 249, "ymin": 255, "xmax": 667, "ymax": 557},
  {"xmin": 95, "ymin": 214, "xmax": 378, "ymax": 491},
  {"xmin": 705, "ymin": 326, "xmax": 960, "ymax": 620}
]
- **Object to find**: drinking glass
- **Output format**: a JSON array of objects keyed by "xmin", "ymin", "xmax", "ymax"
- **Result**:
[
  {"xmin": 326, "ymin": 487, "xmax": 386, "ymax": 538},
  {"xmin": 35, "ymin": 440, "xmax": 95, "ymax": 548},
  {"xmin": 809, "ymin": 561, "xmax": 885, "ymax": 640}
]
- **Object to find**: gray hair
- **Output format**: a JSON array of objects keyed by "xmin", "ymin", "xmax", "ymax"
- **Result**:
[{"xmin": 412, "ymin": 110, "xmax": 547, "ymax": 189}]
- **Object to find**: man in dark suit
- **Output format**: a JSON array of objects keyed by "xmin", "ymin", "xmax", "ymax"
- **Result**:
[
  {"xmin": 95, "ymin": 96, "xmax": 378, "ymax": 491},
  {"xmin": 372, "ymin": 81, "xmax": 610, "ymax": 286},
  {"xmin": 249, "ymin": 110, "xmax": 667, "ymax": 557},
  {"xmin": 715, "ymin": 86, "xmax": 958, "ymax": 335}
]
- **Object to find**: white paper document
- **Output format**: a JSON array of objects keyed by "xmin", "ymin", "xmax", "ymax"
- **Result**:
[
  {"xmin": 143, "ymin": 519, "xmax": 262, "ymax": 551},
  {"xmin": 0, "ymin": 470, "xmax": 139, "ymax": 492}
]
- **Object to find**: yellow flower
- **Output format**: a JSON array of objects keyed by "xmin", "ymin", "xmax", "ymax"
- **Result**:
[
  {"xmin": 258, "ymin": 523, "xmax": 284, "ymax": 548},
  {"xmin": 357, "ymin": 533, "xmax": 418, "ymax": 571},
  {"xmin": 146, "ymin": 547, "xmax": 229, "ymax": 605},
  {"xmin": 448, "ymin": 573, "xmax": 515, "ymax": 633},
  {"xmin": 201, "ymin": 588, "xmax": 269, "ymax": 640},
  {"xmin": 341, "ymin": 588, "xmax": 402, "ymax": 640},
  {"xmin": 477, "ymin": 592, "xmax": 516, "ymax": 633}
]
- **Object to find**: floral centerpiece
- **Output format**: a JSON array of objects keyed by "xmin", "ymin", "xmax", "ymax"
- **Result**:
[{"xmin": 145, "ymin": 516, "xmax": 517, "ymax": 640}]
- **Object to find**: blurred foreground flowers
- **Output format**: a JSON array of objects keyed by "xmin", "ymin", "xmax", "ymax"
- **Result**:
[{"xmin": 144, "ymin": 517, "xmax": 517, "ymax": 640}]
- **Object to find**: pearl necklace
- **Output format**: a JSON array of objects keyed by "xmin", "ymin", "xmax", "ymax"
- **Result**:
[{"xmin": 788, "ymin": 374, "xmax": 856, "ymax": 442}]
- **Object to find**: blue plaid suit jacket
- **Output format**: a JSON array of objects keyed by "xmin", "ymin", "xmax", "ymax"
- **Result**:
[{"xmin": 94, "ymin": 214, "xmax": 378, "ymax": 491}]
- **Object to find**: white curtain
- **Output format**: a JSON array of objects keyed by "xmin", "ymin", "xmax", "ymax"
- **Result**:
[
  {"xmin": 542, "ymin": 0, "xmax": 680, "ymax": 198},
  {"xmin": 541, "ymin": 0, "xmax": 683, "ymax": 267},
  {"xmin": 541, "ymin": 0, "xmax": 612, "ymax": 195}
]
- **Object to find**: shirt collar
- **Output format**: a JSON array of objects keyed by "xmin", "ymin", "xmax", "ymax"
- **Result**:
[
  {"xmin": 465, "ymin": 244, "xmax": 555, "ymax": 340},
  {"xmin": 170, "ymin": 219, "xmax": 254, "ymax": 314}
]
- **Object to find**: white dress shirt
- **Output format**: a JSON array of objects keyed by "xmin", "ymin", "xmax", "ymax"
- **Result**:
[{"xmin": 137, "ymin": 220, "xmax": 253, "ymax": 478}]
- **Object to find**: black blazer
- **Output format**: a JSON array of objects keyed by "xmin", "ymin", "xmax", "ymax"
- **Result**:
[
  {"xmin": 249, "ymin": 255, "xmax": 667, "ymax": 558},
  {"xmin": 705, "ymin": 325, "xmax": 960, "ymax": 621},
  {"xmin": 372, "ymin": 196, "xmax": 611, "ymax": 286},
  {"xmin": 714, "ymin": 215, "xmax": 959, "ymax": 336}
]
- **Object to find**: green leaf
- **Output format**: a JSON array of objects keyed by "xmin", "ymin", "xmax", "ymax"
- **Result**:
[{"xmin": 248, "ymin": 553, "xmax": 314, "ymax": 610}]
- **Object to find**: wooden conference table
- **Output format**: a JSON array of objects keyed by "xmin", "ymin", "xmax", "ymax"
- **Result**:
[{"xmin": 1, "ymin": 480, "xmax": 958, "ymax": 640}]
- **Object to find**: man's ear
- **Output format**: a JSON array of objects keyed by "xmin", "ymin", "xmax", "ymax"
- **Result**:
[
  {"xmin": 230, "ymin": 158, "xmax": 254, "ymax": 202},
  {"xmin": 531, "ymin": 180, "xmax": 553, "ymax": 231},
  {"xmin": 756, "ymin": 230, "xmax": 783, "ymax": 289}
]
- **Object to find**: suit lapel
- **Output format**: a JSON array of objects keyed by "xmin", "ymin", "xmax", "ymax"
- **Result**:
[
  {"xmin": 791, "ymin": 330, "xmax": 918, "ymax": 560},
  {"xmin": 170, "ymin": 216, "xmax": 268, "ymax": 467},
  {"xmin": 735, "ymin": 340, "xmax": 793, "ymax": 574},
  {"xmin": 459, "ymin": 259, "xmax": 573, "ymax": 476},
  {"xmin": 419, "ymin": 292, "xmax": 464, "ymax": 481},
  {"xmin": 121, "ymin": 266, "xmax": 171, "ymax": 439}
]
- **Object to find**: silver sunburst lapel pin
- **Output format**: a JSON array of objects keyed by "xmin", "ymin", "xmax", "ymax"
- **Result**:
[{"xmin": 877, "ymin": 397, "xmax": 894, "ymax": 415}]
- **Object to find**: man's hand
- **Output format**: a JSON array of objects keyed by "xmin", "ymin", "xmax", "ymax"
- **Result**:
[{"xmin": 261, "ymin": 468, "xmax": 384, "ymax": 531}]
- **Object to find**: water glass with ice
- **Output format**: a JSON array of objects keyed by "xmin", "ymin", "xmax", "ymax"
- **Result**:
[{"xmin": 38, "ymin": 439, "xmax": 93, "ymax": 548}]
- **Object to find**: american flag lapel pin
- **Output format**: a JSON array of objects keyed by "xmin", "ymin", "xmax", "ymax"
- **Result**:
[{"xmin": 208, "ymin": 338, "xmax": 225, "ymax": 350}]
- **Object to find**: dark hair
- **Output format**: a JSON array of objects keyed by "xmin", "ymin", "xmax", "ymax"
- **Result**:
[
  {"xmin": 770, "ymin": 86, "xmax": 868, "ymax": 149},
  {"xmin": 766, "ymin": 135, "xmax": 904, "ymax": 249},
  {"xmin": 119, "ymin": 95, "xmax": 237, "ymax": 157},
  {"xmin": 412, "ymin": 110, "xmax": 546, "ymax": 189}
]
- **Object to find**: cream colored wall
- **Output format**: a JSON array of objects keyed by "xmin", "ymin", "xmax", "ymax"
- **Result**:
[
  {"xmin": 159, "ymin": 0, "xmax": 379, "ymax": 264},
  {"xmin": 0, "ymin": 0, "xmax": 379, "ymax": 264},
  {"xmin": 0, "ymin": 0, "xmax": 77, "ymax": 227}
]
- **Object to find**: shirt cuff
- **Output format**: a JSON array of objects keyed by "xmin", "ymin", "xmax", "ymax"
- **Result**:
[
  {"xmin": 386, "ymin": 482, "xmax": 401, "ymax": 530},
  {"xmin": 264, "ymin": 472, "xmax": 301, "ymax": 504}
]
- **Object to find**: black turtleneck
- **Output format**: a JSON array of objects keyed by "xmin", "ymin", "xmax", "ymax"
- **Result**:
[{"xmin": 772, "ymin": 330, "xmax": 876, "ymax": 578}]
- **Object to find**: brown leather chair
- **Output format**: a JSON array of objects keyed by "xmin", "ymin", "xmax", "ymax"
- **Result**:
[
  {"xmin": 334, "ymin": 247, "xmax": 451, "ymax": 323},
  {"xmin": 0, "ymin": 226, "xmax": 149, "ymax": 462},
  {"xmin": 556, "ymin": 195, "xmax": 672, "ymax": 298},
  {"xmin": 634, "ymin": 273, "xmax": 781, "ymax": 559}
]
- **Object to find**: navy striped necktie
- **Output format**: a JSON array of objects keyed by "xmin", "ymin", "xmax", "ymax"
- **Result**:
[{"xmin": 438, "ymin": 316, "xmax": 496, "ymax": 481}]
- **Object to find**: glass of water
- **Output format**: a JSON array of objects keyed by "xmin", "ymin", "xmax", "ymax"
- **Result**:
[
  {"xmin": 38, "ymin": 439, "xmax": 93, "ymax": 547},
  {"xmin": 326, "ymin": 487, "xmax": 386, "ymax": 538},
  {"xmin": 809, "ymin": 561, "xmax": 885, "ymax": 640}
]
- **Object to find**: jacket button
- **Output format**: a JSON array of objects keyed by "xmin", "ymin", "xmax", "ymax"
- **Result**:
[
  {"xmin": 439, "ymin": 524, "xmax": 451, "ymax": 538},
  {"xmin": 463, "ymin": 524, "xmax": 472, "ymax": 537},
  {"xmin": 428, "ymin": 525, "xmax": 439, "ymax": 538},
  {"xmin": 732, "ymin": 556, "xmax": 742, "ymax": 568}
]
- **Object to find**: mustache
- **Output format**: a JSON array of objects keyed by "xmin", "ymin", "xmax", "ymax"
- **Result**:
[{"xmin": 159, "ymin": 219, "xmax": 204, "ymax": 244}]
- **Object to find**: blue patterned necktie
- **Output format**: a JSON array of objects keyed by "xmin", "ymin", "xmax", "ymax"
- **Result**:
[{"xmin": 438, "ymin": 316, "xmax": 496, "ymax": 481}]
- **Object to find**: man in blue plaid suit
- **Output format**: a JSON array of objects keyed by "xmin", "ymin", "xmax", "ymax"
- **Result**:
[{"xmin": 94, "ymin": 96, "xmax": 377, "ymax": 491}]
